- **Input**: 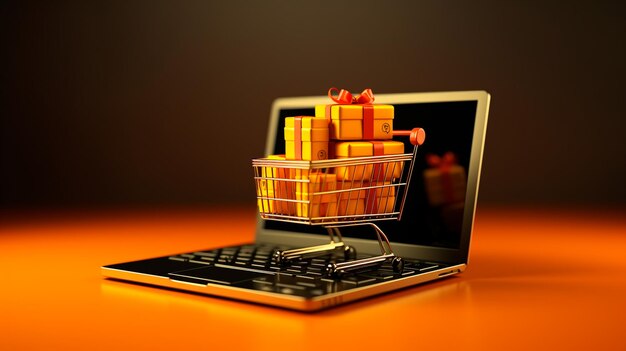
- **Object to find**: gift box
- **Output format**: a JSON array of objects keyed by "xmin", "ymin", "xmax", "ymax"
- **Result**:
[
  {"xmin": 364, "ymin": 182, "xmax": 396, "ymax": 214},
  {"xmin": 329, "ymin": 181, "xmax": 396, "ymax": 216},
  {"xmin": 284, "ymin": 116, "xmax": 329, "ymax": 161},
  {"xmin": 314, "ymin": 87, "xmax": 393, "ymax": 140},
  {"xmin": 329, "ymin": 180, "xmax": 366, "ymax": 216},
  {"xmin": 257, "ymin": 155, "xmax": 296, "ymax": 215},
  {"xmin": 423, "ymin": 152, "xmax": 466, "ymax": 207},
  {"xmin": 295, "ymin": 173, "xmax": 338, "ymax": 218},
  {"xmin": 327, "ymin": 199, "xmax": 365, "ymax": 217},
  {"xmin": 333, "ymin": 140, "xmax": 405, "ymax": 181},
  {"xmin": 315, "ymin": 104, "xmax": 393, "ymax": 140}
]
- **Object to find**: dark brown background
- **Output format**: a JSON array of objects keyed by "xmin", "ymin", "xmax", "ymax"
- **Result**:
[{"xmin": 2, "ymin": 1, "xmax": 625, "ymax": 208}]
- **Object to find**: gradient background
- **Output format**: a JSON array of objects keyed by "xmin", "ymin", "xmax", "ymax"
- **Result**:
[{"xmin": 2, "ymin": 1, "xmax": 625, "ymax": 209}]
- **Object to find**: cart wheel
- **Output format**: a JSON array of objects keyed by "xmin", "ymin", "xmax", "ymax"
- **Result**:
[
  {"xmin": 343, "ymin": 245, "xmax": 357, "ymax": 260},
  {"xmin": 392, "ymin": 257, "xmax": 404, "ymax": 273},
  {"xmin": 326, "ymin": 263, "xmax": 342, "ymax": 278},
  {"xmin": 274, "ymin": 250, "xmax": 285, "ymax": 265}
]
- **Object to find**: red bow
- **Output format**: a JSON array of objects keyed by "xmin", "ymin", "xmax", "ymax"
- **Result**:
[
  {"xmin": 427, "ymin": 152, "xmax": 458, "ymax": 171},
  {"xmin": 328, "ymin": 87, "xmax": 375, "ymax": 104}
]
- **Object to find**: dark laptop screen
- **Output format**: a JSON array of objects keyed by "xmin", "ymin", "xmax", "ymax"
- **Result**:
[{"xmin": 264, "ymin": 101, "xmax": 478, "ymax": 249}]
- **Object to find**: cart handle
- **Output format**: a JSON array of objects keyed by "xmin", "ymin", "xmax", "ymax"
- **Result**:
[{"xmin": 393, "ymin": 128, "xmax": 426, "ymax": 146}]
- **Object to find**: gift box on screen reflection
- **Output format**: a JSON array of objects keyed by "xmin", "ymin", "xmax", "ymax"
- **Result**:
[
  {"xmin": 333, "ymin": 140, "xmax": 404, "ymax": 181},
  {"xmin": 315, "ymin": 88, "xmax": 394, "ymax": 140},
  {"xmin": 284, "ymin": 116, "xmax": 329, "ymax": 161},
  {"xmin": 295, "ymin": 173, "xmax": 337, "ymax": 218},
  {"xmin": 423, "ymin": 152, "xmax": 467, "ymax": 207},
  {"xmin": 257, "ymin": 154, "xmax": 296, "ymax": 215}
]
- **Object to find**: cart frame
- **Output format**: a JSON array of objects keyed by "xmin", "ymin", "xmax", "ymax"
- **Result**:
[{"xmin": 252, "ymin": 128, "xmax": 424, "ymax": 276}]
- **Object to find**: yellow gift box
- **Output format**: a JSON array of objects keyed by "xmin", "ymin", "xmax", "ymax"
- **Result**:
[
  {"xmin": 333, "ymin": 141, "xmax": 405, "ymax": 181},
  {"xmin": 284, "ymin": 116, "xmax": 329, "ymax": 161},
  {"xmin": 295, "ymin": 173, "xmax": 337, "ymax": 218},
  {"xmin": 257, "ymin": 155, "xmax": 296, "ymax": 215},
  {"xmin": 315, "ymin": 104, "xmax": 393, "ymax": 140}
]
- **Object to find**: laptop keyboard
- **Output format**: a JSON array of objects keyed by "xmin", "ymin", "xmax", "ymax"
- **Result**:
[{"xmin": 167, "ymin": 244, "xmax": 443, "ymax": 296}]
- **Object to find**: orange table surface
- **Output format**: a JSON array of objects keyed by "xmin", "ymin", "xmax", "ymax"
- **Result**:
[{"xmin": 1, "ymin": 206, "xmax": 625, "ymax": 351}]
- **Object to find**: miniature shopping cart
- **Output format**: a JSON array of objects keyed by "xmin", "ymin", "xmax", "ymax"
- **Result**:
[{"xmin": 252, "ymin": 128, "xmax": 425, "ymax": 277}]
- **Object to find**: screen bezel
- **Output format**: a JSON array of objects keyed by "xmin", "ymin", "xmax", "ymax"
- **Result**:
[{"xmin": 254, "ymin": 91, "xmax": 490, "ymax": 265}]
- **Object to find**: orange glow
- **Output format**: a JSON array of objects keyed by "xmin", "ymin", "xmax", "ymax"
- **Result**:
[{"xmin": 1, "ymin": 206, "xmax": 625, "ymax": 350}]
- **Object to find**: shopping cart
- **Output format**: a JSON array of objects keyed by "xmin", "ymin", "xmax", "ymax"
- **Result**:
[{"xmin": 252, "ymin": 128, "xmax": 425, "ymax": 277}]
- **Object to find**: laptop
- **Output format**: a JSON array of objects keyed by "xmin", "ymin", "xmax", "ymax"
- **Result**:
[{"xmin": 101, "ymin": 90, "xmax": 490, "ymax": 311}]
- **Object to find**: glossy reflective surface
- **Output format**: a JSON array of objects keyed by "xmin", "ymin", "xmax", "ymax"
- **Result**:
[{"xmin": 1, "ymin": 206, "xmax": 625, "ymax": 350}]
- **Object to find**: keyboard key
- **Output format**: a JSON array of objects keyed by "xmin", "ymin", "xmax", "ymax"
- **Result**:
[
  {"xmin": 304, "ymin": 271, "xmax": 323, "ymax": 277},
  {"xmin": 189, "ymin": 259, "xmax": 212, "ymax": 265},
  {"xmin": 194, "ymin": 251, "xmax": 218, "ymax": 257},
  {"xmin": 168, "ymin": 256, "xmax": 186, "ymax": 262}
]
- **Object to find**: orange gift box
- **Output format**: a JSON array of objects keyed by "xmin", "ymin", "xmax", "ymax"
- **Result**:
[
  {"xmin": 326, "ymin": 180, "xmax": 366, "ymax": 216},
  {"xmin": 333, "ymin": 141, "xmax": 405, "ymax": 181},
  {"xmin": 257, "ymin": 155, "xmax": 296, "ymax": 215},
  {"xmin": 364, "ymin": 182, "xmax": 396, "ymax": 214},
  {"xmin": 295, "ymin": 173, "xmax": 337, "ymax": 218},
  {"xmin": 315, "ymin": 104, "xmax": 393, "ymax": 140},
  {"xmin": 284, "ymin": 116, "xmax": 329, "ymax": 161},
  {"xmin": 327, "ymin": 181, "xmax": 396, "ymax": 216}
]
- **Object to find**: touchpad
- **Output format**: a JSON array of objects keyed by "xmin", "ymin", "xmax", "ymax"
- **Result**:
[{"xmin": 169, "ymin": 266, "xmax": 273, "ymax": 285}]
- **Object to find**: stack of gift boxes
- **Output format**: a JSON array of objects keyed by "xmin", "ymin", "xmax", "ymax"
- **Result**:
[{"xmin": 258, "ymin": 92, "xmax": 405, "ymax": 219}]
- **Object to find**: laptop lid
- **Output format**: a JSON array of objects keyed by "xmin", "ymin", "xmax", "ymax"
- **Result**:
[{"xmin": 255, "ymin": 91, "xmax": 490, "ymax": 265}]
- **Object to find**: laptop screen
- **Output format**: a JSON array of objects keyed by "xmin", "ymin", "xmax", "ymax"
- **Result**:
[{"xmin": 264, "ymin": 100, "xmax": 478, "ymax": 250}]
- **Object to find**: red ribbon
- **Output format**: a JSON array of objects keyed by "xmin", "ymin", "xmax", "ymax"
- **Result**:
[
  {"xmin": 426, "ymin": 152, "xmax": 457, "ymax": 171},
  {"xmin": 328, "ymin": 88, "xmax": 375, "ymax": 104},
  {"xmin": 426, "ymin": 152, "xmax": 459, "ymax": 205},
  {"xmin": 294, "ymin": 117, "xmax": 302, "ymax": 160},
  {"xmin": 366, "ymin": 142, "xmax": 385, "ymax": 214},
  {"xmin": 325, "ymin": 88, "xmax": 376, "ymax": 140}
]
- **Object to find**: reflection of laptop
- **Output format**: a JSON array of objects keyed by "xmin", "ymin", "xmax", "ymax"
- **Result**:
[{"xmin": 102, "ymin": 91, "xmax": 490, "ymax": 311}]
